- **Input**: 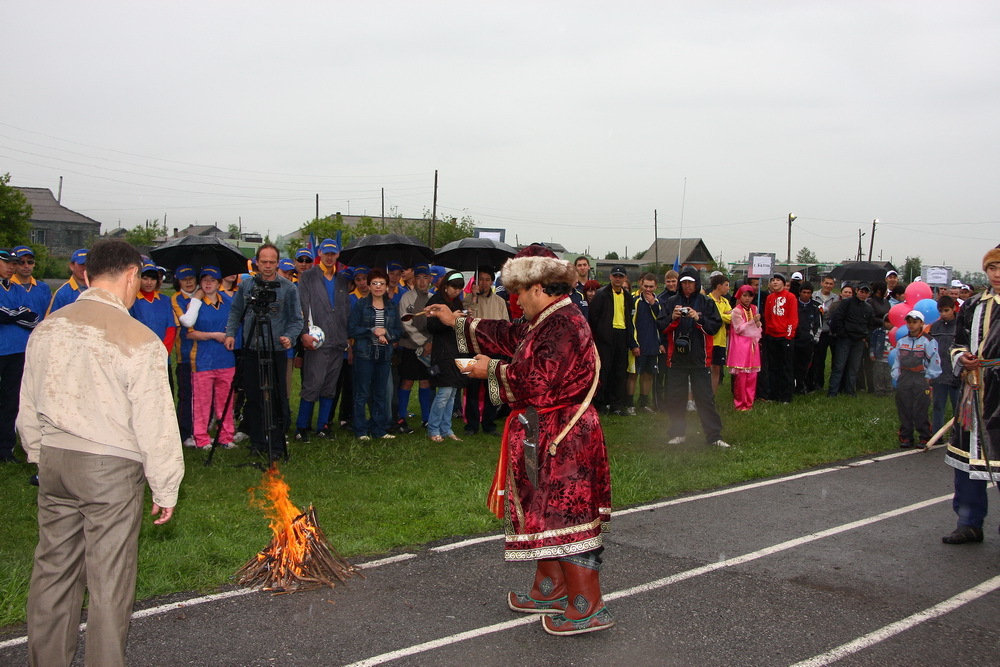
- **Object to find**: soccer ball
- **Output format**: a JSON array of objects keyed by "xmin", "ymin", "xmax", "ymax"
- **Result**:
[{"xmin": 308, "ymin": 325, "xmax": 325, "ymax": 349}]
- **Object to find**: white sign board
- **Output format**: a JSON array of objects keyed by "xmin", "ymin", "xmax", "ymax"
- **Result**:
[
  {"xmin": 748, "ymin": 252, "xmax": 776, "ymax": 279},
  {"xmin": 922, "ymin": 265, "xmax": 951, "ymax": 287}
]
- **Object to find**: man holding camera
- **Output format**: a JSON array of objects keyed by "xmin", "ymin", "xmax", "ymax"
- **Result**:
[
  {"xmin": 225, "ymin": 243, "xmax": 303, "ymax": 461},
  {"xmin": 658, "ymin": 267, "xmax": 729, "ymax": 447}
]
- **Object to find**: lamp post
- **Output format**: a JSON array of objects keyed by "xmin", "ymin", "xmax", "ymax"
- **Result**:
[{"xmin": 786, "ymin": 213, "xmax": 797, "ymax": 264}]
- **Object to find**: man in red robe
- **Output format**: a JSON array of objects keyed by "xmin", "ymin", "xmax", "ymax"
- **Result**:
[{"xmin": 428, "ymin": 246, "xmax": 614, "ymax": 635}]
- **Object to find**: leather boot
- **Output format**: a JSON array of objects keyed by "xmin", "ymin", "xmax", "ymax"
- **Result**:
[
  {"xmin": 541, "ymin": 559, "xmax": 614, "ymax": 635},
  {"xmin": 507, "ymin": 559, "xmax": 567, "ymax": 613}
]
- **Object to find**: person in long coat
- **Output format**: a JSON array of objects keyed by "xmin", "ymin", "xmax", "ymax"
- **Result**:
[{"xmin": 428, "ymin": 248, "xmax": 613, "ymax": 636}]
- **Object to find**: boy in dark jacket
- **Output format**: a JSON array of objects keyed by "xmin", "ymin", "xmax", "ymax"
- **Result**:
[
  {"xmin": 793, "ymin": 281, "xmax": 820, "ymax": 394},
  {"xmin": 929, "ymin": 296, "xmax": 960, "ymax": 433}
]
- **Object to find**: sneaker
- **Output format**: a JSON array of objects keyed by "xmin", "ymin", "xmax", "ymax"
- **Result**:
[
  {"xmin": 220, "ymin": 442, "xmax": 237, "ymax": 450},
  {"xmin": 381, "ymin": 434, "xmax": 397, "ymax": 440},
  {"xmin": 942, "ymin": 525, "xmax": 984, "ymax": 544},
  {"xmin": 686, "ymin": 400, "xmax": 696, "ymax": 412},
  {"xmin": 294, "ymin": 428, "xmax": 311, "ymax": 443},
  {"xmin": 28, "ymin": 474, "xmax": 39, "ymax": 487},
  {"xmin": 710, "ymin": 439, "xmax": 731, "ymax": 448},
  {"xmin": 183, "ymin": 437, "xmax": 196, "ymax": 448},
  {"xmin": 233, "ymin": 431, "xmax": 249, "ymax": 443},
  {"xmin": 642, "ymin": 406, "xmax": 656, "ymax": 414},
  {"xmin": 358, "ymin": 435, "xmax": 371, "ymax": 441},
  {"xmin": 316, "ymin": 426, "xmax": 330, "ymax": 439},
  {"xmin": 197, "ymin": 443, "xmax": 212, "ymax": 450},
  {"xmin": 395, "ymin": 419, "xmax": 415, "ymax": 435},
  {"xmin": 625, "ymin": 407, "xmax": 636, "ymax": 416},
  {"xmin": 667, "ymin": 436, "xmax": 686, "ymax": 445}
]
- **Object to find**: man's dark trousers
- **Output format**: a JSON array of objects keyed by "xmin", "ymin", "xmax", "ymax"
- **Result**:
[
  {"xmin": 597, "ymin": 329, "xmax": 629, "ymax": 411},
  {"xmin": 665, "ymin": 362, "xmax": 722, "ymax": 442},
  {"xmin": 793, "ymin": 339, "xmax": 815, "ymax": 394},
  {"xmin": 763, "ymin": 335, "xmax": 794, "ymax": 403},
  {"xmin": 242, "ymin": 350, "xmax": 289, "ymax": 456},
  {"xmin": 828, "ymin": 337, "xmax": 864, "ymax": 397}
]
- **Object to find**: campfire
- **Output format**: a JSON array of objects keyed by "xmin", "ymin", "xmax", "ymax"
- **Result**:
[{"xmin": 236, "ymin": 465, "xmax": 363, "ymax": 593}]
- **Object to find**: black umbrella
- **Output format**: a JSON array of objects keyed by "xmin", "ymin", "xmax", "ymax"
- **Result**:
[
  {"xmin": 338, "ymin": 234, "xmax": 434, "ymax": 268},
  {"xmin": 150, "ymin": 235, "xmax": 251, "ymax": 278},
  {"xmin": 433, "ymin": 237, "xmax": 517, "ymax": 272},
  {"xmin": 826, "ymin": 261, "xmax": 895, "ymax": 284}
]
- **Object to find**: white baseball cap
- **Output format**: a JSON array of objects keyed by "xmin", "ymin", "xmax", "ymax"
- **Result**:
[
  {"xmin": 905, "ymin": 310, "xmax": 925, "ymax": 321},
  {"xmin": 791, "ymin": 271, "xmax": 803, "ymax": 280}
]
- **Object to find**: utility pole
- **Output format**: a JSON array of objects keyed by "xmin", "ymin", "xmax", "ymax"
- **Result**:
[
  {"xmin": 678, "ymin": 177, "xmax": 686, "ymax": 268},
  {"xmin": 430, "ymin": 169, "xmax": 438, "ymax": 248},
  {"xmin": 57, "ymin": 176, "xmax": 63, "ymax": 203},
  {"xmin": 856, "ymin": 229, "xmax": 866, "ymax": 261},
  {"xmin": 381, "ymin": 188, "xmax": 385, "ymax": 226},
  {"xmin": 868, "ymin": 218, "xmax": 878, "ymax": 261},
  {"xmin": 787, "ymin": 213, "xmax": 797, "ymax": 264},
  {"xmin": 654, "ymin": 209, "xmax": 659, "ymax": 268},
  {"xmin": 315, "ymin": 194, "xmax": 319, "ymax": 221}
]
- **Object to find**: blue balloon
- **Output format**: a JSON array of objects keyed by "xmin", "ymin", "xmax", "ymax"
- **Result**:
[
  {"xmin": 893, "ymin": 325, "xmax": 907, "ymax": 345},
  {"xmin": 887, "ymin": 347, "xmax": 898, "ymax": 368},
  {"xmin": 914, "ymin": 298, "xmax": 939, "ymax": 325}
]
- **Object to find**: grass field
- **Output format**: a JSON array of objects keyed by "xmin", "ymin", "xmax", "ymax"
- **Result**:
[{"xmin": 0, "ymin": 376, "xmax": 906, "ymax": 628}]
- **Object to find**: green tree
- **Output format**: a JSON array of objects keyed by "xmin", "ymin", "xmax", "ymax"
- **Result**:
[
  {"xmin": 123, "ymin": 219, "xmax": 166, "ymax": 248},
  {"xmin": 0, "ymin": 173, "xmax": 33, "ymax": 248},
  {"xmin": 796, "ymin": 247, "xmax": 818, "ymax": 264},
  {"xmin": 901, "ymin": 256, "xmax": 922, "ymax": 283},
  {"xmin": 604, "ymin": 251, "xmax": 620, "ymax": 260},
  {"xmin": 227, "ymin": 223, "xmax": 241, "ymax": 239}
]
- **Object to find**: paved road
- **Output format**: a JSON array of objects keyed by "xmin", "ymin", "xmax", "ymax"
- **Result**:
[{"xmin": 3, "ymin": 446, "xmax": 998, "ymax": 666}]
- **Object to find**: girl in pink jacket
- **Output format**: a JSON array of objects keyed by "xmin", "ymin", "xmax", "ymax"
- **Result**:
[{"xmin": 727, "ymin": 284, "xmax": 763, "ymax": 410}]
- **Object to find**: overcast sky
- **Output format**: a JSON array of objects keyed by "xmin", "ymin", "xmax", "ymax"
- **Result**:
[{"xmin": 2, "ymin": 1, "xmax": 997, "ymax": 272}]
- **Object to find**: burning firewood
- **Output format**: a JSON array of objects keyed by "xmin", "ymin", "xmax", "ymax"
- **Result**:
[{"xmin": 235, "ymin": 465, "xmax": 363, "ymax": 593}]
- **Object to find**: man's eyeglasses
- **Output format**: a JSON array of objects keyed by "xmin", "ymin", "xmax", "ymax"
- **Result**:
[
  {"xmin": 296, "ymin": 257, "xmax": 313, "ymax": 263},
  {"xmin": 17, "ymin": 259, "xmax": 35, "ymax": 266}
]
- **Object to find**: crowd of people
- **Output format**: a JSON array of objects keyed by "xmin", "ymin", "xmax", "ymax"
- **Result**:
[{"xmin": 0, "ymin": 240, "xmax": 991, "ymax": 464}]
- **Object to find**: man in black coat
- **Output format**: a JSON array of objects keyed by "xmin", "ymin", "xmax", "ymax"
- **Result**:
[
  {"xmin": 657, "ymin": 267, "xmax": 728, "ymax": 447},
  {"xmin": 588, "ymin": 265, "xmax": 635, "ymax": 415},
  {"xmin": 827, "ymin": 282, "xmax": 875, "ymax": 397}
]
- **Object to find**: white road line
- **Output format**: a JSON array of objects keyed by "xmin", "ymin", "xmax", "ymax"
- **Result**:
[
  {"xmin": 431, "ymin": 534, "xmax": 502, "ymax": 552},
  {"xmin": 791, "ymin": 574, "xmax": 1000, "ymax": 667},
  {"xmin": 359, "ymin": 553, "xmax": 418, "ymax": 568},
  {"xmin": 344, "ymin": 494, "xmax": 951, "ymax": 667}
]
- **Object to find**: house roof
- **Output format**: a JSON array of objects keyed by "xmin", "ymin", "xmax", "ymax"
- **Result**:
[
  {"xmin": 638, "ymin": 238, "xmax": 714, "ymax": 265},
  {"xmin": 176, "ymin": 224, "xmax": 228, "ymax": 237},
  {"xmin": 16, "ymin": 187, "xmax": 102, "ymax": 227}
]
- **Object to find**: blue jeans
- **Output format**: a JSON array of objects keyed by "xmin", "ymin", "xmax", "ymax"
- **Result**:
[
  {"xmin": 427, "ymin": 386, "xmax": 457, "ymax": 437},
  {"xmin": 828, "ymin": 337, "xmax": 864, "ymax": 397},
  {"xmin": 932, "ymin": 384, "xmax": 961, "ymax": 434},
  {"xmin": 353, "ymin": 350, "xmax": 392, "ymax": 437}
]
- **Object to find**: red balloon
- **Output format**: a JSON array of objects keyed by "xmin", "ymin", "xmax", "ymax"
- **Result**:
[
  {"xmin": 905, "ymin": 281, "xmax": 933, "ymax": 305},
  {"xmin": 888, "ymin": 301, "xmax": 911, "ymax": 328},
  {"xmin": 888, "ymin": 327, "xmax": 898, "ymax": 347}
]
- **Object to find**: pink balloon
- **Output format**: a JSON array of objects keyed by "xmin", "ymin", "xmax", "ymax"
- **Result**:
[
  {"xmin": 905, "ymin": 281, "xmax": 933, "ymax": 305},
  {"xmin": 888, "ymin": 302, "xmax": 911, "ymax": 328}
]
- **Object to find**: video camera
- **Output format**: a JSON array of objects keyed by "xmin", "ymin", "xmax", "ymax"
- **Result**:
[{"xmin": 247, "ymin": 275, "xmax": 280, "ymax": 314}]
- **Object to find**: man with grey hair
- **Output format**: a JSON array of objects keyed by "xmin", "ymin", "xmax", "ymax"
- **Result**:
[{"xmin": 18, "ymin": 239, "xmax": 184, "ymax": 666}]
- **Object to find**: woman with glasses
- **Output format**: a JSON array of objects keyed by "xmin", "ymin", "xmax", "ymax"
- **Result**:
[{"xmin": 348, "ymin": 268, "xmax": 402, "ymax": 440}]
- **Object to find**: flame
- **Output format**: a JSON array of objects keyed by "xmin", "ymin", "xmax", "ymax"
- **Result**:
[{"xmin": 249, "ymin": 465, "xmax": 314, "ymax": 577}]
